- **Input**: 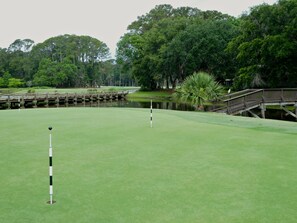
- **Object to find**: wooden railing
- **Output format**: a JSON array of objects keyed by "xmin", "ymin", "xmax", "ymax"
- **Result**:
[
  {"xmin": 220, "ymin": 89, "xmax": 297, "ymax": 115},
  {"xmin": 0, "ymin": 91, "xmax": 128, "ymax": 109}
]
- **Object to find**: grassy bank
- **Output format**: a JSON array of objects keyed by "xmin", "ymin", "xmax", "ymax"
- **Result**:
[
  {"xmin": 0, "ymin": 86, "xmax": 139, "ymax": 95},
  {"xmin": 127, "ymin": 90, "xmax": 173, "ymax": 102},
  {"xmin": 1, "ymin": 108, "xmax": 297, "ymax": 222}
]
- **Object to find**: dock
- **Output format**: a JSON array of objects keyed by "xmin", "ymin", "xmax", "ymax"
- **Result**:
[{"xmin": 0, "ymin": 92, "xmax": 128, "ymax": 109}]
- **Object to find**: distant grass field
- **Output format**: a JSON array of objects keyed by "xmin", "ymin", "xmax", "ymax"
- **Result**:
[
  {"xmin": 0, "ymin": 86, "xmax": 139, "ymax": 94},
  {"xmin": 1, "ymin": 108, "xmax": 297, "ymax": 223}
]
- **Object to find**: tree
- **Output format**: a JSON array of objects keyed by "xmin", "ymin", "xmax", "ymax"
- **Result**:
[
  {"xmin": 0, "ymin": 78, "xmax": 4, "ymax": 87},
  {"xmin": 164, "ymin": 19, "xmax": 239, "ymax": 85},
  {"xmin": 228, "ymin": 0, "xmax": 297, "ymax": 89},
  {"xmin": 0, "ymin": 48, "xmax": 9, "ymax": 77},
  {"xmin": 8, "ymin": 78, "xmax": 23, "ymax": 88},
  {"xmin": 33, "ymin": 58, "xmax": 78, "ymax": 87},
  {"xmin": 2, "ymin": 72, "xmax": 11, "ymax": 87},
  {"xmin": 31, "ymin": 34, "xmax": 110, "ymax": 87},
  {"xmin": 116, "ymin": 4, "xmax": 237, "ymax": 90},
  {"xmin": 174, "ymin": 72, "xmax": 224, "ymax": 109},
  {"xmin": 8, "ymin": 39, "xmax": 34, "ymax": 52},
  {"xmin": 6, "ymin": 39, "xmax": 35, "ymax": 81},
  {"xmin": 33, "ymin": 59, "xmax": 56, "ymax": 86}
]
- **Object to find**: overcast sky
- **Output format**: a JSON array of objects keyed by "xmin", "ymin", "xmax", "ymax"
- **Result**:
[{"xmin": 0, "ymin": 0, "xmax": 278, "ymax": 57}]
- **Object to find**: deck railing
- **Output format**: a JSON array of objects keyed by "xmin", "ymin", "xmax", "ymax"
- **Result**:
[{"xmin": 221, "ymin": 89, "xmax": 297, "ymax": 115}]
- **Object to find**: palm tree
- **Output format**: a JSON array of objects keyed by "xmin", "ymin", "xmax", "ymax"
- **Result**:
[{"xmin": 174, "ymin": 72, "xmax": 224, "ymax": 110}]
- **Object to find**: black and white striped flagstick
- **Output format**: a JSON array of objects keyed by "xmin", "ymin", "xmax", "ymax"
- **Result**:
[
  {"xmin": 48, "ymin": 126, "xmax": 54, "ymax": 204},
  {"xmin": 150, "ymin": 100, "xmax": 153, "ymax": 128}
]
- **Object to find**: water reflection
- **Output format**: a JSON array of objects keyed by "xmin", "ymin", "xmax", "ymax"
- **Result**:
[
  {"xmin": 53, "ymin": 100, "xmax": 196, "ymax": 111},
  {"xmin": 3, "ymin": 98, "xmax": 295, "ymax": 122}
]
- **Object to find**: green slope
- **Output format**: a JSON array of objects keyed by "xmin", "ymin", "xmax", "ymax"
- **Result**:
[{"xmin": 0, "ymin": 108, "xmax": 297, "ymax": 223}]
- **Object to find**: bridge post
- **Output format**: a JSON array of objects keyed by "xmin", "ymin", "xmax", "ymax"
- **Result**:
[
  {"xmin": 295, "ymin": 103, "xmax": 297, "ymax": 121},
  {"xmin": 7, "ymin": 95, "xmax": 11, "ymax": 109},
  {"xmin": 21, "ymin": 96, "xmax": 25, "ymax": 108},
  {"xmin": 45, "ymin": 93, "xmax": 49, "ymax": 107},
  {"xmin": 260, "ymin": 103, "xmax": 266, "ymax": 119},
  {"xmin": 66, "ymin": 93, "xmax": 69, "ymax": 107},
  {"xmin": 33, "ymin": 94, "xmax": 37, "ymax": 108},
  {"xmin": 56, "ymin": 95, "xmax": 59, "ymax": 108},
  {"xmin": 74, "ymin": 93, "xmax": 77, "ymax": 106}
]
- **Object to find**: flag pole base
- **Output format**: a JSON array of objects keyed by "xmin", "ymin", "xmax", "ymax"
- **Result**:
[{"xmin": 46, "ymin": 200, "xmax": 56, "ymax": 205}]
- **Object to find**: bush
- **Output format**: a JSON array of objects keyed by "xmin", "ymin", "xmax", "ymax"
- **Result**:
[
  {"xmin": 8, "ymin": 78, "xmax": 24, "ymax": 88},
  {"xmin": 27, "ymin": 88, "xmax": 36, "ymax": 93}
]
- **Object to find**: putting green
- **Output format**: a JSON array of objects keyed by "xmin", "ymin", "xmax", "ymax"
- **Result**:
[{"xmin": 0, "ymin": 108, "xmax": 297, "ymax": 222}]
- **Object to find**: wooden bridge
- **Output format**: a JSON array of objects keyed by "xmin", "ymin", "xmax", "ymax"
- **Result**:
[
  {"xmin": 0, "ymin": 92, "xmax": 128, "ymax": 109},
  {"xmin": 215, "ymin": 88, "xmax": 297, "ymax": 119}
]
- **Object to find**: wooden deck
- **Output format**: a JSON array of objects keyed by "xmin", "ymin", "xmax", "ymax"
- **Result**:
[
  {"xmin": 216, "ymin": 88, "xmax": 297, "ymax": 120},
  {"xmin": 0, "ymin": 92, "xmax": 128, "ymax": 109}
]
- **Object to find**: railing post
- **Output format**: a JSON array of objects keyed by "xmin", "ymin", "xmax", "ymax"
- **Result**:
[
  {"xmin": 33, "ymin": 93, "xmax": 37, "ymax": 108},
  {"xmin": 7, "ymin": 95, "xmax": 11, "ymax": 109},
  {"xmin": 21, "ymin": 95, "xmax": 25, "ymax": 108},
  {"xmin": 295, "ymin": 103, "xmax": 297, "ymax": 122},
  {"xmin": 281, "ymin": 88, "xmax": 284, "ymax": 102},
  {"xmin": 260, "ymin": 103, "xmax": 266, "ymax": 119},
  {"xmin": 56, "ymin": 94, "xmax": 59, "ymax": 108},
  {"xmin": 45, "ymin": 93, "xmax": 49, "ymax": 107}
]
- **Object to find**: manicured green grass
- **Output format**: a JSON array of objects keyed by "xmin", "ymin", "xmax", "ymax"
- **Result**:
[{"xmin": 1, "ymin": 108, "xmax": 297, "ymax": 222}]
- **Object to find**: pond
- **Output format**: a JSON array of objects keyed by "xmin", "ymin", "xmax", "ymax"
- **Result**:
[
  {"xmin": 48, "ymin": 100, "xmax": 196, "ymax": 111},
  {"xmin": 2, "ymin": 98, "xmax": 296, "ymax": 122}
]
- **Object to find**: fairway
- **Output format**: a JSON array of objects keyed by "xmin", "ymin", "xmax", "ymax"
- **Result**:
[{"xmin": 1, "ymin": 108, "xmax": 297, "ymax": 223}]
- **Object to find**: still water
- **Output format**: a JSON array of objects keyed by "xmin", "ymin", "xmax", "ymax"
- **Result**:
[
  {"xmin": 4, "ymin": 99, "xmax": 296, "ymax": 122},
  {"xmin": 51, "ymin": 100, "xmax": 196, "ymax": 111}
]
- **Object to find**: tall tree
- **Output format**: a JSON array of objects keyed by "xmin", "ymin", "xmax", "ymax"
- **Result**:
[
  {"xmin": 117, "ymin": 4, "xmax": 236, "ymax": 90},
  {"xmin": 31, "ymin": 34, "xmax": 110, "ymax": 87},
  {"xmin": 228, "ymin": 0, "xmax": 297, "ymax": 89},
  {"xmin": 165, "ymin": 19, "xmax": 239, "ymax": 84}
]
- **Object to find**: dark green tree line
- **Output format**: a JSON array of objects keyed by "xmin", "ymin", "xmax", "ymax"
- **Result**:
[
  {"xmin": 1, "ymin": 1, "xmax": 296, "ymax": 90},
  {"xmin": 116, "ymin": 4, "xmax": 238, "ymax": 90},
  {"xmin": 228, "ymin": 0, "xmax": 297, "ymax": 89},
  {"xmin": 117, "ymin": 1, "xmax": 296, "ymax": 90},
  {"xmin": 0, "ymin": 35, "xmax": 132, "ymax": 88}
]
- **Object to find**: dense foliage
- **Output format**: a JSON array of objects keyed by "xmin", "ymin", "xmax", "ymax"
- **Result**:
[
  {"xmin": 228, "ymin": 0, "xmax": 297, "ymax": 89},
  {"xmin": 174, "ymin": 72, "xmax": 224, "ymax": 109},
  {"xmin": 117, "ymin": 0, "xmax": 296, "ymax": 90},
  {"xmin": 1, "ymin": 1, "xmax": 296, "ymax": 90},
  {"xmin": 0, "ymin": 35, "xmax": 133, "ymax": 88},
  {"xmin": 116, "ymin": 5, "xmax": 238, "ymax": 90}
]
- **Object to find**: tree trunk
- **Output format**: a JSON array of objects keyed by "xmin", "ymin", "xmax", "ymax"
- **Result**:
[{"xmin": 166, "ymin": 77, "xmax": 169, "ymax": 89}]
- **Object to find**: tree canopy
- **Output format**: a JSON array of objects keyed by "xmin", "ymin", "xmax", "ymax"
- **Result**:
[
  {"xmin": 1, "ymin": 1, "xmax": 296, "ymax": 90},
  {"xmin": 228, "ymin": 0, "xmax": 297, "ymax": 89},
  {"xmin": 117, "ymin": 4, "xmax": 238, "ymax": 90},
  {"xmin": 0, "ymin": 35, "xmax": 132, "ymax": 88},
  {"xmin": 117, "ymin": 1, "xmax": 296, "ymax": 90}
]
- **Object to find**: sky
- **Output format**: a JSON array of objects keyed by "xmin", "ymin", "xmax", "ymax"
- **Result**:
[{"xmin": 0, "ymin": 0, "xmax": 278, "ymax": 58}]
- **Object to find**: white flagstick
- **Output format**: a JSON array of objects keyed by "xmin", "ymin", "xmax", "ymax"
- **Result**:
[{"xmin": 150, "ymin": 100, "xmax": 153, "ymax": 128}]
